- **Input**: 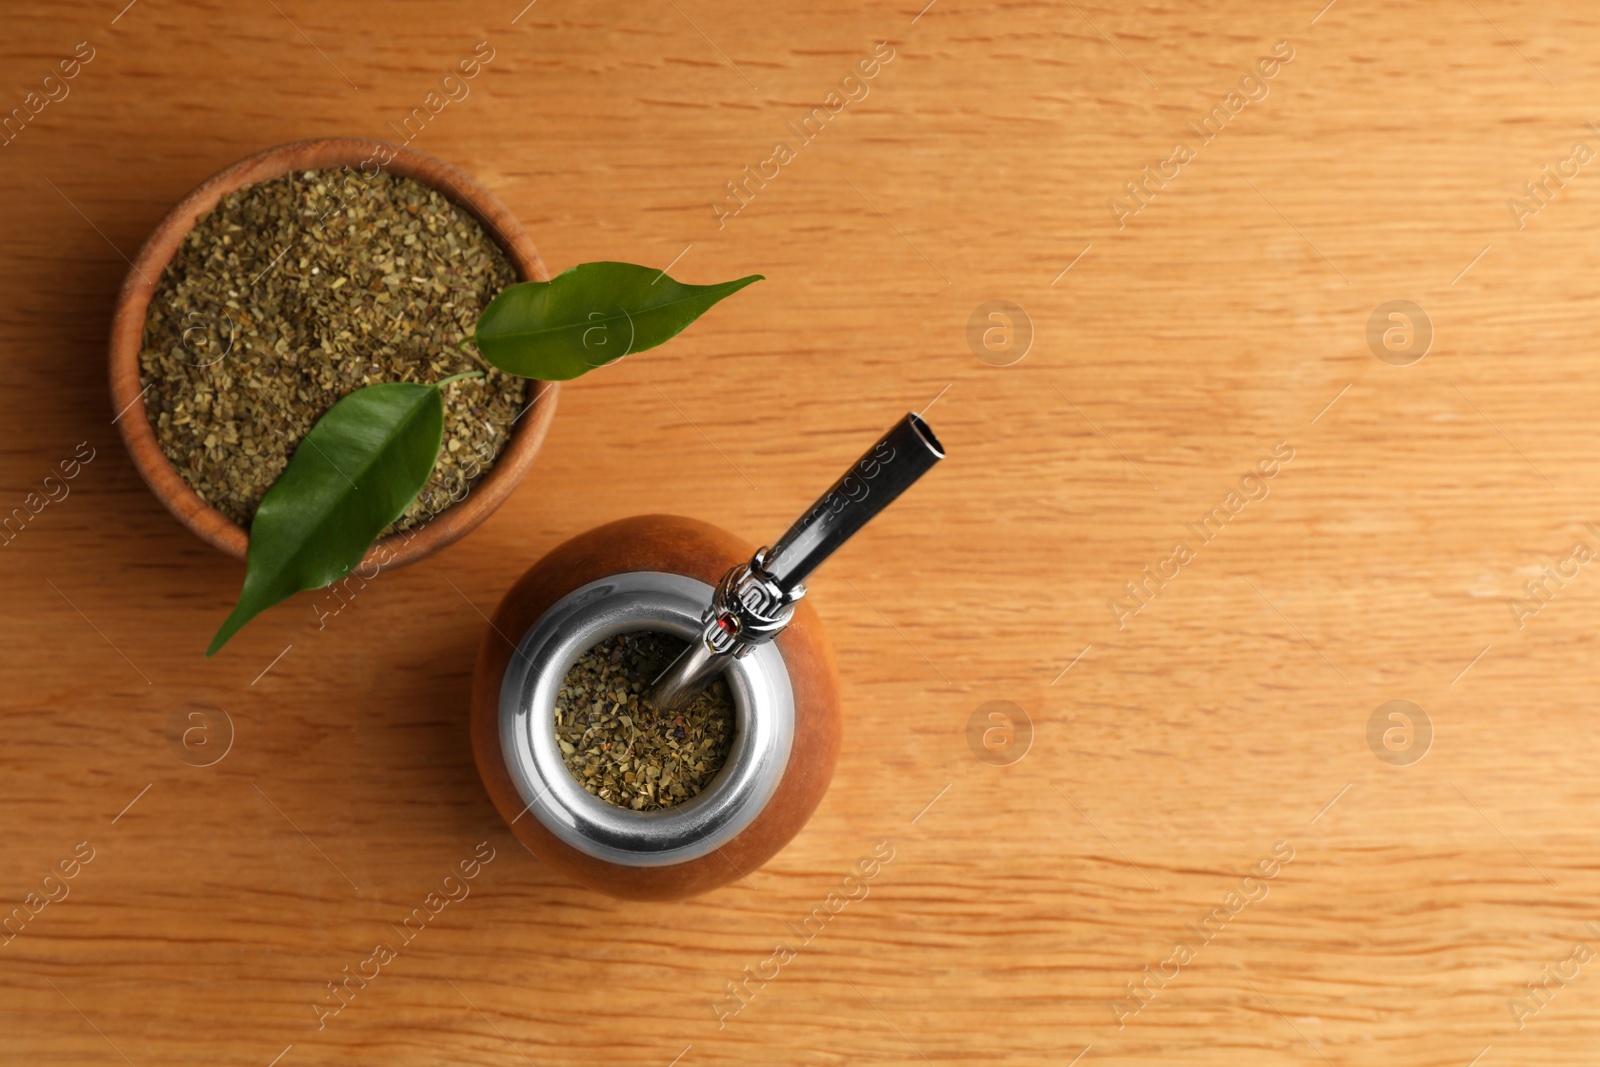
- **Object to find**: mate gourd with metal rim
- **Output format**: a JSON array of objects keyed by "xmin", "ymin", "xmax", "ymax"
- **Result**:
[{"xmin": 470, "ymin": 415, "xmax": 942, "ymax": 899}]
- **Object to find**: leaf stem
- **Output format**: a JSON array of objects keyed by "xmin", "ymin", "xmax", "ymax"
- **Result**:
[
  {"xmin": 458, "ymin": 335, "xmax": 477, "ymax": 351},
  {"xmin": 433, "ymin": 370, "xmax": 485, "ymax": 390}
]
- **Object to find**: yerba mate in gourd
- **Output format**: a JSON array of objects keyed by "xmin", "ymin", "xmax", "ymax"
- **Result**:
[{"xmin": 556, "ymin": 630, "xmax": 734, "ymax": 810}]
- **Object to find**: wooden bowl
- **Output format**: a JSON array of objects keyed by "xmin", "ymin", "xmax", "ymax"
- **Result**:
[
  {"xmin": 471, "ymin": 515, "xmax": 843, "ymax": 900},
  {"xmin": 107, "ymin": 137, "xmax": 558, "ymax": 569}
]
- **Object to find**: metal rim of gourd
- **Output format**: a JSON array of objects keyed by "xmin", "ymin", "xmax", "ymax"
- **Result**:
[{"xmin": 498, "ymin": 571, "xmax": 795, "ymax": 867}]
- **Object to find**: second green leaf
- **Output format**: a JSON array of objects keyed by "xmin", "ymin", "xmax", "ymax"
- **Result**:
[{"xmin": 474, "ymin": 261, "xmax": 763, "ymax": 380}]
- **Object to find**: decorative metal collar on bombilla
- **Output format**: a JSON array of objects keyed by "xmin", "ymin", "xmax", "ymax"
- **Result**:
[{"xmin": 649, "ymin": 412, "xmax": 945, "ymax": 712}]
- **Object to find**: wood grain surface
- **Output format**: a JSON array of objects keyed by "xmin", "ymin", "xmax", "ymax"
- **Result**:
[{"xmin": 2, "ymin": 1, "xmax": 1598, "ymax": 1064}]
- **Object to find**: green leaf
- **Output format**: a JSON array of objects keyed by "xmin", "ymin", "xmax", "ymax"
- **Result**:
[
  {"xmin": 474, "ymin": 261, "xmax": 763, "ymax": 380},
  {"xmin": 207, "ymin": 382, "xmax": 445, "ymax": 655}
]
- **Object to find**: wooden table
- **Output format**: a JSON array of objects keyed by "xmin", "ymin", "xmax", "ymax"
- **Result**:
[{"xmin": 4, "ymin": 1, "xmax": 1598, "ymax": 1063}]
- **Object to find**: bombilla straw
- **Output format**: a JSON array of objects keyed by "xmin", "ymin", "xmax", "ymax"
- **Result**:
[
  {"xmin": 649, "ymin": 412, "xmax": 944, "ymax": 712},
  {"xmin": 763, "ymin": 413, "xmax": 944, "ymax": 593}
]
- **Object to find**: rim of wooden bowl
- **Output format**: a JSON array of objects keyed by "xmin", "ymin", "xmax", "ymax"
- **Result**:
[{"xmin": 107, "ymin": 136, "xmax": 559, "ymax": 569}]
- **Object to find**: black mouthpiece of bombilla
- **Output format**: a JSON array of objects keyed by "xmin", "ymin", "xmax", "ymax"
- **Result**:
[
  {"xmin": 648, "ymin": 412, "xmax": 944, "ymax": 711},
  {"xmin": 763, "ymin": 413, "xmax": 944, "ymax": 593}
]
